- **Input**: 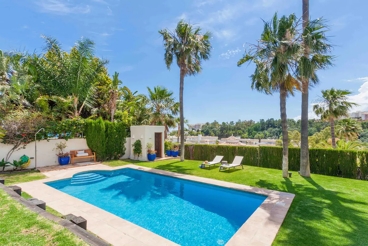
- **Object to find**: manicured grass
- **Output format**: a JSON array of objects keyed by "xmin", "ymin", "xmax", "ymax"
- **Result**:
[
  {"xmin": 0, "ymin": 170, "xmax": 46, "ymax": 185},
  {"xmin": 105, "ymin": 159, "xmax": 145, "ymax": 167},
  {"xmin": 104, "ymin": 159, "xmax": 368, "ymax": 246},
  {"xmin": 0, "ymin": 189, "xmax": 86, "ymax": 246},
  {"xmin": 21, "ymin": 191, "xmax": 64, "ymax": 217}
]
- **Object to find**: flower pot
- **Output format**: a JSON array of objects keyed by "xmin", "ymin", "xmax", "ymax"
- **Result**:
[
  {"xmin": 171, "ymin": 150, "xmax": 178, "ymax": 157},
  {"xmin": 147, "ymin": 153, "xmax": 156, "ymax": 161},
  {"xmin": 58, "ymin": 156, "xmax": 70, "ymax": 165},
  {"xmin": 166, "ymin": 150, "xmax": 172, "ymax": 156}
]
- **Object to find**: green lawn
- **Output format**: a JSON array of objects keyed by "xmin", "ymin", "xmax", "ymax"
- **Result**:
[
  {"xmin": 0, "ymin": 170, "xmax": 46, "ymax": 185},
  {"xmin": 0, "ymin": 189, "xmax": 86, "ymax": 246},
  {"xmin": 104, "ymin": 159, "xmax": 368, "ymax": 246}
]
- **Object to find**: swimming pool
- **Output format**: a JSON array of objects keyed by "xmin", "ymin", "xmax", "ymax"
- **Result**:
[{"xmin": 46, "ymin": 168, "xmax": 266, "ymax": 245}]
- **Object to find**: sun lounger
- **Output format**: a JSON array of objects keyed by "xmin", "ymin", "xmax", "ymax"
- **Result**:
[
  {"xmin": 200, "ymin": 155, "xmax": 224, "ymax": 169},
  {"xmin": 219, "ymin": 156, "xmax": 243, "ymax": 171}
]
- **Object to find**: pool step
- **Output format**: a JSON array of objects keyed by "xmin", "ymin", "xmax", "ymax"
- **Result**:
[{"xmin": 71, "ymin": 173, "xmax": 106, "ymax": 185}]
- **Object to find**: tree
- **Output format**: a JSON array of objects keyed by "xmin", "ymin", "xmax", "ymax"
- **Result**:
[
  {"xmin": 109, "ymin": 72, "xmax": 121, "ymax": 122},
  {"xmin": 313, "ymin": 88, "xmax": 357, "ymax": 148},
  {"xmin": 299, "ymin": 1, "xmax": 333, "ymax": 177},
  {"xmin": 336, "ymin": 118, "xmax": 362, "ymax": 141},
  {"xmin": 159, "ymin": 20, "xmax": 211, "ymax": 161},
  {"xmin": 147, "ymin": 86, "xmax": 179, "ymax": 139},
  {"xmin": 31, "ymin": 36, "xmax": 107, "ymax": 117},
  {"xmin": 238, "ymin": 13, "xmax": 301, "ymax": 178}
]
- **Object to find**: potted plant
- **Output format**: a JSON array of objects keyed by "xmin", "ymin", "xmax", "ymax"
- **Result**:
[
  {"xmin": 132, "ymin": 140, "xmax": 142, "ymax": 159},
  {"xmin": 54, "ymin": 142, "xmax": 70, "ymax": 165},
  {"xmin": 171, "ymin": 144, "xmax": 179, "ymax": 157},
  {"xmin": 165, "ymin": 141, "xmax": 172, "ymax": 156},
  {"xmin": 146, "ymin": 142, "xmax": 156, "ymax": 161}
]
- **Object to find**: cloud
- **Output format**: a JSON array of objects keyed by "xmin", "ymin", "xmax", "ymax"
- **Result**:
[
  {"xmin": 347, "ymin": 77, "xmax": 368, "ymax": 112},
  {"xmin": 107, "ymin": 6, "xmax": 113, "ymax": 16},
  {"xmin": 120, "ymin": 65, "xmax": 134, "ymax": 73},
  {"xmin": 35, "ymin": 0, "xmax": 90, "ymax": 15},
  {"xmin": 220, "ymin": 47, "xmax": 241, "ymax": 59},
  {"xmin": 88, "ymin": 31, "xmax": 112, "ymax": 37}
]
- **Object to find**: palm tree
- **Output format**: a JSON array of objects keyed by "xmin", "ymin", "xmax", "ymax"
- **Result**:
[
  {"xmin": 336, "ymin": 118, "xmax": 362, "ymax": 141},
  {"xmin": 147, "ymin": 86, "xmax": 179, "ymax": 139},
  {"xmin": 299, "ymin": 0, "xmax": 333, "ymax": 177},
  {"xmin": 109, "ymin": 72, "xmax": 121, "ymax": 122},
  {"xmin": 313, "ymin": 88, "xmax": 357, "ymax": 148},
  {"xmin": 31, "ymin": 36, "xmax": 107, "ymax": 117},
  {"xmin": 159, "ymin": 20, "xmax": 211, "ymax": 161},
  {"xmin": 238, "ymin": 13, "xmax": 301, "ymax": 178}
]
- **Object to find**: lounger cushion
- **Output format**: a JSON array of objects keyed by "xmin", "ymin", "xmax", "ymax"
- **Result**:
[
  {"xmin": 77, "ymin": 150, "xmax": 85, "ymax": 154},
  {"xmin": 76, "ymin": 153, "xmax": 89, "ymax": 157}
]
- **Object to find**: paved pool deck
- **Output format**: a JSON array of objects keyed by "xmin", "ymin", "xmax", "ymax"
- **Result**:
[{"xmin": 16, "ymin": 164, "xmax": 295, "ymax": 246}]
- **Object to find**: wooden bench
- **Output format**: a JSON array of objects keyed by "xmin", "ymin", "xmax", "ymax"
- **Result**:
[{"xmin": 70, "ymin": 149, "xmax": 96, "ymax": 164}]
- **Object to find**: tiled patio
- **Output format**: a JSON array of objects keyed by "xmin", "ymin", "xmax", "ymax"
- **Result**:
[{"xmin": 16, "ymin": 164, "xmax": 295, "ymax": 246}]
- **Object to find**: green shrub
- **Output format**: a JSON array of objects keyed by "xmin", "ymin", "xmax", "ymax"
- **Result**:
[
  {"xmin": 132, "ymin": 140, "xmax": 142, "ymax": 157},
  {"xmin": 184, "ymin": 144, "xmax": 367, "ymax": 179},
  {"xmin": 86, "ymin": 118, "xmax": 127, "ymax": 161}
]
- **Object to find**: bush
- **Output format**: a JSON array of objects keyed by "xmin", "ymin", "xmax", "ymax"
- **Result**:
[
  {"xmin": 86, "ymin": 118, "xmax": 127, "ymax": 161},
  {"xmin": 184, "ymin": 144, "xmax": 367, "ymax": 179}
]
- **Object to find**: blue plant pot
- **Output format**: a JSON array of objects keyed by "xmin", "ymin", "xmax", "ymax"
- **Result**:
[
  {"xmin": 166, "ymin": 150, "xmax": 172, "ymax": 156},
  {"xmin": 172, "ymin": 150, "xmax": 178, "ymax": 157},
  {"xmin": 147, "ymin": 153, "xmax": 156, "ymax": 161},
  {"xmin": 58, "ymin": 156, "xmax": 70, "ymax": 165}
]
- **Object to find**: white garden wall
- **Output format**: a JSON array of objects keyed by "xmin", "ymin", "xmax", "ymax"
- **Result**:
[
  {"xmin": 0, "ymin": 138, "xmax": 89, "ymax": 170},
  {"xmin": 130, "ymin": 126, "xmax": 165, "ymax": 161},
  {"xmin": 0, "ymin": 137, "xmax": 132, "ymax": 170}
]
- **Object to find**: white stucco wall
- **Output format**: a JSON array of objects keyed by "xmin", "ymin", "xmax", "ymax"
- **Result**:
[
  {"xmin": 130, "ymin": 126, "xmax": 165, "ymax": 161},
  {"xmin": 121, "ymin": 137, "xmax": 131, "ymax": 159},
  {"xmin": 0, "ymin": 138, "xmax": 89, "ymax": 170}
]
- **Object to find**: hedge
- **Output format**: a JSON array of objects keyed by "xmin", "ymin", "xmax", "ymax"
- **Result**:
[
  {"xmin": 184, "ymin": 144, "xmax": 368, "ymax": 179},
  {"xmin": 86, "ymin": 118, "xmax": 127, "ymax": 161}
]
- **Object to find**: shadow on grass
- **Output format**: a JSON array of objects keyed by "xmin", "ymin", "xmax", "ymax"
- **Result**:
[
  {"xmin": 256, "ymin": 177, "xmax": 368, "ymax": 246},
  {"xmin": 153, "ymin": 161, "xmax": 194, "ymax": 175}
]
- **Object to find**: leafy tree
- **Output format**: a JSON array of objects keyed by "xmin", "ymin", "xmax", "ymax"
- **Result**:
[
  {"xmin": 147, "ymin": 86, "xmax": 179, "ymax": 139},
  {"xmin": 159, "ymin": 20, "xmax": 211, "ymax": 161},
  {"xmin": 109, "ymin": 72, "xmax": 121, "ymax": 122},
  {"xmin": 289, "ymin": 130, "xmax": 301, "ymax": 147},
  {"xmin": 336, "ymin": 140, "xmax": 366, "ymax": 150},
  {"xmin": 336, "ymin": 118, "xmax": 362, "ymax": 141},
  {"xmin": 1, "ymin": 111, "xmax": 45, "ymax": 161},
  {"xmin": 238, "ymin": 13, "xmax": 302, "ymax": 178},
  {"xmin": 313, "ymin": 88, "xmax": 357, "ymax": 148},
  {"xmin": 31, "ymin": 36, "xmax": 107, "ymax": 117}
]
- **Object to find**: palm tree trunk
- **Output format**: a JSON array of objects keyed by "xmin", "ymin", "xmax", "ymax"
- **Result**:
[
  {"xmin": 73, "ymin": 95, "xmax": 79, "ymax": 117},
  {"xmin": 179, "ymin": 67, "xmax": 185, "ymax": 161},
  {"xmin": 300, "ymin": 0, "xmax": 311, "ymax": 177},
  {"xmin": 330, "ymin": 118, "xmax": 336, "ymax": 148},
  {"xmin": 280, "ymin": 86, "xmax": 289, "ymax": 178}
]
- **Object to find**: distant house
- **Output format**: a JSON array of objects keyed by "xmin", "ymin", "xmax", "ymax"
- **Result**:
[{"xmin": 349, "ymin": 111, "xmax": 368, "ymax": 121}]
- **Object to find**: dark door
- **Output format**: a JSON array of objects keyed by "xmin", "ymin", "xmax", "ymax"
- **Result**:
[{"xmin": 155, "ymin": 132, "xmax": 162, "ymax": 158}]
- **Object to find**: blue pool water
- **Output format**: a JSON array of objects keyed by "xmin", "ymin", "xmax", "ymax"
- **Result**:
[{"xmin": 46, "ymin": 168, "xmax": 266, "ymax": 245}]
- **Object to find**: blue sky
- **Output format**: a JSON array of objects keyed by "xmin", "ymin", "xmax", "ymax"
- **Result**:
[{"xmin": 1, "ymin": 0, "xmax": 368, "ymax": 124}]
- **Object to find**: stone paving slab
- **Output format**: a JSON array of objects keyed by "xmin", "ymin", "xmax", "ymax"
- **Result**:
[{"xmin": 16, "ymin": 164, "xmax": 295, "ymax": 246}]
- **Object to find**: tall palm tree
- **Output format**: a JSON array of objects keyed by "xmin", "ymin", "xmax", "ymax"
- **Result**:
[
  {"xmin": 313, "ymin": 88, "xmax": 357, "ymax": 148},
  {"xmin": 238, "ymin": 13, "xmax": 301, "ymax": 178},
  {"xmin": 159, "ymin": 20, "xmax": 211, "ymax": 161},
  {"xmin": 147, "ymin": 86, "xmax": 179, "ymax": 139},
  {"xmin": 336, "ymin": 118, "xmax": 362, "ymax": 141},
  {"xmin": 300, "ymin": 0, "xmax": 310, "ymax": 177},
  {"xmin": 109, "ymin": 72, "xmax": 121, "ymax": 122},
  {"xmin": 299, "ymin": 0, "xmax": 333, "ymax": 177}
]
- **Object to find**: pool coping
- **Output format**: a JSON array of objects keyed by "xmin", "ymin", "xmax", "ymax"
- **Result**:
[{"xmin": 16, "ymin": 164, "xmax": 295, "ymax": 246}]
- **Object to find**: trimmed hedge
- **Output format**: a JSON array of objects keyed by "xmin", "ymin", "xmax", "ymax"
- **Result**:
[
  {"xmin": 86, "ymin": 118, "xmax": 127, "ymax": 161},
  {"xmin": 185, "ymin": 144, "xmax": 368, "ymax": 179}
]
